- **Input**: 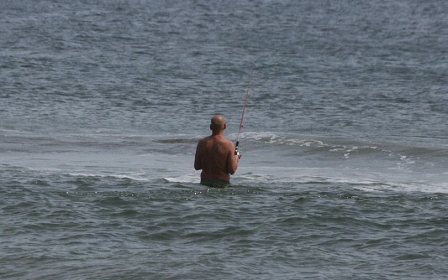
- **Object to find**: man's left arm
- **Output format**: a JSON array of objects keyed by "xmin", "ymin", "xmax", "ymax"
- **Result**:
[{"xmin": 227, "ymin": 142, "xmax": 240, "ymax": 175}]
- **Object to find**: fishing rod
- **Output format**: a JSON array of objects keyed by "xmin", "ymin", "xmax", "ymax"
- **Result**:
[{"xmin": 235, "ymin": 67, "xmax": 254, "ymax": 156}]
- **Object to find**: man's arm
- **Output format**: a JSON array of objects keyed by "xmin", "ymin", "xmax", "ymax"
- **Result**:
[
  {"xmin": 227, "ymin": 142, "xmax": 239, "ymax": 175},
  {"xmin": 194, "ymin": 142, "xmax": 202, "ymax": 170}
]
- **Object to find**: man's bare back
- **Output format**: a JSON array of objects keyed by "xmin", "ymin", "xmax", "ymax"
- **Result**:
[{"xmin": 194, "ymin": 115, "xmax": 240, "ymax": 186}]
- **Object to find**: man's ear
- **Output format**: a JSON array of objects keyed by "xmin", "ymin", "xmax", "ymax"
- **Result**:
[
  {"xmin": 210, "ymin": 124, "xmax": 213, "ymax": 130},
  {"xmin": 223, "ymin": 123, "xmax": 227, "ymax": 129}
]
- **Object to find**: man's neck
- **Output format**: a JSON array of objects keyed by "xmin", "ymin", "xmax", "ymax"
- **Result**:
[{"xmin": 211, "ymin": 130, "xmax": 224, "ymax": 137}]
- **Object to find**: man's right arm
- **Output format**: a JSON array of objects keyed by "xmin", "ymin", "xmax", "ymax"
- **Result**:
[{"xmin": 194, "ymin": 142, "xmax": 202, "ymax": 170}]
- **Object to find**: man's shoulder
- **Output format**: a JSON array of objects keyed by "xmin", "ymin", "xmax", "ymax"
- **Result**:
[
  {"xmin": 219, "ymin": 137, "xmax": 234, "ymax": 149},
  {"xmin": 197, "ymin": 136, "xmax": 214, "ymax": 147},
  {"xmin": 198, "ymin": 135, "xmax": 233, "ymax": 146},
  {"xmin": 199, "ymin": 136, "xmax": 213, "ymax": 143},
  {"xmin": 215, "ymin": 136, "xmax": 233, "ymax": 144},
  {"xmin": 199, "ymin": 135, "xmax": 234, "ymax": 146}
]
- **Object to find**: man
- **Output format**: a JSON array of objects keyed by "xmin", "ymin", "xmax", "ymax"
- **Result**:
[{"xmin": 194, "ymin": 115, "xmax": 241, "ymax": 187}]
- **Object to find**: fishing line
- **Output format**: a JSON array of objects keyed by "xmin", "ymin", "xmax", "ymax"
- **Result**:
[{"xmin": 235, "ymin": 66, "xmax": 254, "ymax": 155}]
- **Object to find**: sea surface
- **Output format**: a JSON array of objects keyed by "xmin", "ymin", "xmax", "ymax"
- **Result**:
[{"xmin": 1, "ymin": 0, "xmax": 448, "ymax": 279}]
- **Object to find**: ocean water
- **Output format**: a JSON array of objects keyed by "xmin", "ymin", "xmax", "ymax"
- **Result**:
[{"xmin": 1, "ymin": 0, "xmax": 448, "ymax": 279}]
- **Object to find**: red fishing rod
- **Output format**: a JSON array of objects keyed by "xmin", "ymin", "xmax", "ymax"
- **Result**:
[{"xmin": 235, "ymin": 67, "xmax": 253, "ymax": 156}]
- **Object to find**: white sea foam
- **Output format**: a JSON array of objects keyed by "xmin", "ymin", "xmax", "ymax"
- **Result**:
[{"xmin": 164, "ymin": 174, "xmax": 199, "ymax": 184}]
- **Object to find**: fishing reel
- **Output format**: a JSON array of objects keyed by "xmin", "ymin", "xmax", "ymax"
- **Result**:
[{"xmin": 234, "ymin": 141, "xmax": 240, "ymax": 156}]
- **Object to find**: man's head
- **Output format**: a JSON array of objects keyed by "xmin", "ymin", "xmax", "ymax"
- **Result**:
[{"xmin": 210, "ymin": 115, "xmax": 226, "ymax": 132}]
